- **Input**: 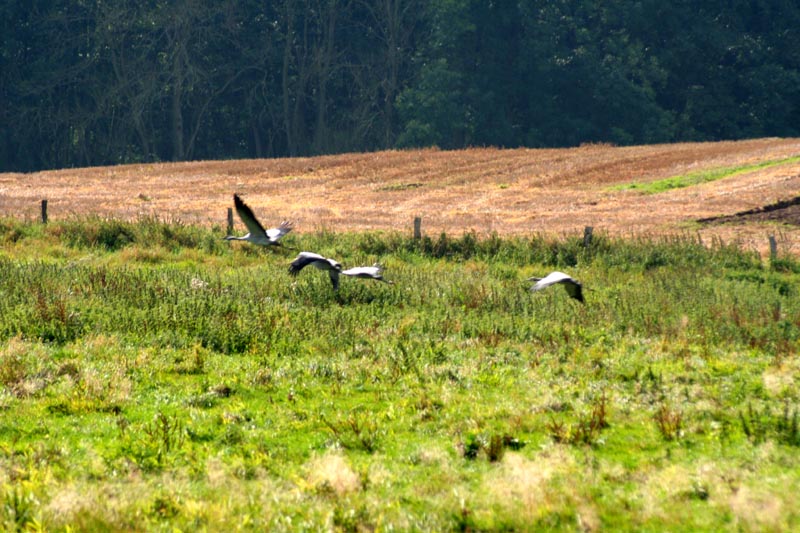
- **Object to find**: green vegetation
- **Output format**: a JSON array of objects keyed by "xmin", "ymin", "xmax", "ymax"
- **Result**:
[
  {"xmin": 376, "ymin": 182, "xmax": 425, "ymax": 192},
  {"xmin": 1, "ymin": 217, "xmax": 799, "ymax": 531},
  {"xmin": 613, "ymin": 155, "xmax": 800, "ymax": 194}
]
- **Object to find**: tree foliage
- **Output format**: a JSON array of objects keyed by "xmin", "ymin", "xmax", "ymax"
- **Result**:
[{"xmin": 2, "ymin": 0, "xmax": 798, "ymax": 172}]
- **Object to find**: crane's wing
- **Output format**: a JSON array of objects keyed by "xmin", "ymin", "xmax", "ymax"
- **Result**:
[
  {"xmin": 328, "ymin": 270, "xmax": 340, "ymax": 290},
  {"xmin": 561, "ymin": 279, "xmax": 585, "ymax": 303},
  {"xmin": 341, "ymin": 265, "xmax": 378, "ymax": 277},
  {"xmin": 266, "ymin": 220, "xmax": 293, "ymax": 242},
  {"xmin": 233, "ymin": 194, "xmax": 267, "ymax": 236},
  {"xmin": 289, "ymin": 251, "xmax": 325, "ymax": 275},
  {"xmin": 529, "ymin": 271, "xmax": 572, "ymax": 292},
  {"xmin": 341, "ymin": 264, "xmax": 392, "ymax": 283}
]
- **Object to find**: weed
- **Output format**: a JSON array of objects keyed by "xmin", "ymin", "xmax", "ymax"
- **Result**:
[
  {"xmin": 777, "ymin": 404, "xmax": 800, "ymax": 446},
  {"xmin": 387, "ymin": 341, "xmax": 421, "ymax": 383},
  {"xmin": 122, "ymin": 412, "xmax": 187, "ymax": 471},
  {"xmin": 332, "ymin": 503, "xmax": 374, "ymax": 533},
  {"xmin": 149, "ymin": 493, "xmax": 181, "ymax": 520},
  {"xmin": 547, "ymin": 392, "xmax": 610, "ymax": 446},
  {"xmin": 172, "ymin": 344, "xmax": 207, "ymax": 375},
  {"xmin": 740, "ymin": 403, "xmax": 771, "ymax": 445},
  {"xmin": 414, "ymin": 390, "xmax": 444, "ymax": 421},
  {"xmin": 771, "ymin": 257, "xmax": 800, "ymax": 274},
  {"xmin": 654, "ymin": 403, "xmax": 683, "ymax": 441},
  {"xmin": 0, "ymin": 351, "xmax": 25, "ymax": 389},
  {"xmin": 219, "ymin": 424, "xmax": 245, "ymax": 446},
  {"xmin": 30, "ymin": 289, "xmax": 83, "ymax": 343},
  {"xmin": 486, "ymin": 434, "xmax": 506, "ymax": 462},
  {"xmin": 321, "ymin": 410, "xmax": 383, "ymax": 453},
  {"xmin": 545, "ymin": 417, "xmax": 569, "ymax": 444},
  {"xmin": 683, "ymin": 480, "xmax": 710, "ymax": 501},
  {"xmin": 571, "ymin": 413, "xmax": 606, "ymax": 446},
  {"xmin": 58, "ymin": 218, "xmax": 135, "ymax": 250},
  {"xmin": 146, "ymin": 412, "xmax": 186, "ymax": 456},
  {"xmin": 185, "ymin": 390, "xmax": 219, "ymax": 409},
  {"xmin": 740, "ymin": 402, "xmax": 800, "ymax": 446},
  {"xmin": 1, "ymin": 486, "xmax": 38, "ymax": 531},
  {"xmin": 460, "ymin": 433, "xmax": 526, "ymax": 461},
  {"xmin": 453, "ymin": 502, "xmax": 476, "ymax": 533},
  {"xmin": 461, "ymin": 434, "xmax": 483, "ymax": 460}
]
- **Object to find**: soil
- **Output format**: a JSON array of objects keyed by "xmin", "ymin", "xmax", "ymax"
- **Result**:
[
  {"xmin": 698, "ymin": 196, "xmax": 800, "ymax": 226},
  {"xmin": 2, "ymin": 137, "xmax": 800, "ymax": 256}
]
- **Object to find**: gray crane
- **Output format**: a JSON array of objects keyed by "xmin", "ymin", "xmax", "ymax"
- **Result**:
[
  {"xmin": 224, "ymin": 194, "xmax": 293, "ymax": 247},
  {"xmin": 289, "ymin": 251, "xmax": 343, "ymax": 290},
  {"xmin": 527, "ymin": 271, "xmax": 585, "ymax": 303}
]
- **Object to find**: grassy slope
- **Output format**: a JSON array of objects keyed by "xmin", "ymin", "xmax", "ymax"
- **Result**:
[{"xmin": 1, "ymin": 218, "xmax": 799, "ymax": 531}]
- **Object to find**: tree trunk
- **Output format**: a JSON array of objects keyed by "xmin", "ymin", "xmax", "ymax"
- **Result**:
[
  {"xmin": 281, "ymin": 1, "xmax": 297, "ymax": 156},
  {"xmin": 171, "ymin": 51, "xmax": 185, "ymax": 161},
  {"xmin": 312, "ymin": 0, "xmax": 339, "ymax": 154}
]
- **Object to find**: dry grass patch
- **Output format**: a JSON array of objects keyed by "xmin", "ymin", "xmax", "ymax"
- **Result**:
[
  {"xmin": 728, "ymin": 484, "xmax": 788, "ymax": 532},
  {"xmin": 0, "ymin": 337, "xmax": 54, "ymax": 397},
  {"xmin": 475, "ymin": 447, "xmax": 579, "ymax": 525},
  {"xmin": 762, "ymin": 360, "xmax": 800, "ymax": 398},
  {"xmin": 3, "ymin": 138, "xmax": 800, "ymax": 255},
  {"xmin": 304, "ymin": 451, "xmax": 362, "ymax": 496}
]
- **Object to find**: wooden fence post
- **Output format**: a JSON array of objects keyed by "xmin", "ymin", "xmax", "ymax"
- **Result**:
[
  {"xmin": 227, "ymin": 207, "xmax": 234, "ymax": 235},
  {"xmin": 583, "ymin": 226, "xmax": 593, "ymax": 247},
  {"xmin": 768, "ymin": 234, "xmax": 777, "ymax": 263},
  {"xmin": 413, "ymin": 217, "xmax": 422, "ymax": 240},
  {"xmin": 41, "ymin": 199, "xmax": 48, "ymax": 224}
]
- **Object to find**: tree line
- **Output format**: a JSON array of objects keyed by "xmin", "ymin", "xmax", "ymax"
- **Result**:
[{"xmin": 2, "ymin": 0, "xmax": 799, "ymax": 172}]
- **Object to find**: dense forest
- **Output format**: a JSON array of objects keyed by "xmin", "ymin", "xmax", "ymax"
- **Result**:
[{"xmin": 2, "ymin": 0, "xmax": 799, "ymax": 172}]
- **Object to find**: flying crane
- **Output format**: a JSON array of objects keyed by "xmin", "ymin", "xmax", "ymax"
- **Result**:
[
  {"xmin": 224, "ymin": 194, "xmax": 293, "ymax": 247},
  {"xmin": 527, "ymin": 271, "xmax": 585, "ymax": 303},
  {"xmin": 288, "ymin": 251, "xmax": 343, "ymax": 290}
]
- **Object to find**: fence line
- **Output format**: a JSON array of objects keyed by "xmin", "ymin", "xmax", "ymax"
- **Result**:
[{"xmin": 27, "ymin": 199, "xmax": 791, "ymax": 261}]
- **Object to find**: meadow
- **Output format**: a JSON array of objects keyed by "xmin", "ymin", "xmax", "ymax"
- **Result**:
[{"xmin": 1, "ymin": 216, "xmax": 799, "ymax": 531}]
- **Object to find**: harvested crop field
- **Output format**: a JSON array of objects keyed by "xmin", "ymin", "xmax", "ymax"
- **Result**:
[{"xmin": 2, "ymin": 137, "xmax": 800, "ymax": 256}]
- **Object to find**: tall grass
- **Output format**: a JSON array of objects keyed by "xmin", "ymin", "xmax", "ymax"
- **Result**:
[{"xmin": 1, "ymin": 217, "xmax": 799, "ymax": 531}]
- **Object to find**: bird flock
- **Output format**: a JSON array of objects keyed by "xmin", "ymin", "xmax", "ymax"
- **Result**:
[{"xmin": 226, "ymin": 194, "xmax": 584, "ymax": 302}]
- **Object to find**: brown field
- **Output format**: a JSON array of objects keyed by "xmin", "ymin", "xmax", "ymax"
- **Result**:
[{"xmin": 2, "ymin": 137, "xmax": 800, "ymax": 256}]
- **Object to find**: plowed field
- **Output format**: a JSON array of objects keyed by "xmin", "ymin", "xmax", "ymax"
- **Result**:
[{"xmin": 2, "ymin": 137, "xmax": 800, "ymax": 255}]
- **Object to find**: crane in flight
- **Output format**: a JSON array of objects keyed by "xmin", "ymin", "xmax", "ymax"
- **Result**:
[
  {"xmin": 341, "ymin": 264, "xmax": 393, "ymax": 284},
  {"xmin": 289, "ymin": 252, "xmax": 343, "ymax": 290},
  {"xmin": 224, "ymin": 194, "xmax": 293, "ymax": 247},
  {"xmin": 527, "ymin": 271, "xmax": 585, "ymax": 303}
]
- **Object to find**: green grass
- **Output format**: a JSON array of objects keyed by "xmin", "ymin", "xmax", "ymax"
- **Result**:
[
  {"xmin": 1, "ymin": 217, "xmax": 799, "ymax": 531},
  {"xmin": 611, "ymin": 154, "xmax": 800, "ymax": 194},
  {"xmin": 377, "ymin": 182, "xmax": 424, "ymax": 192}
]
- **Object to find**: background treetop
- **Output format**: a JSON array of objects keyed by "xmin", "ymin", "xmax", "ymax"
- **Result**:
[{"xmin": 2, "ymin": 0, "xmax": 798, "ymax": 172}]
